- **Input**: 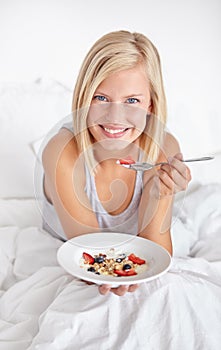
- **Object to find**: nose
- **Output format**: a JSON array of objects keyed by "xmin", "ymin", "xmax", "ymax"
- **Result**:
[{"xmin": 104, "ymin": 102, "xmax": 126, "ymax": 124}]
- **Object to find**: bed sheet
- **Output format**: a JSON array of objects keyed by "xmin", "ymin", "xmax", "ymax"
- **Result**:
[{"xmin": 0, "ymin": 183, "xmax": 221, "ymax": 350}]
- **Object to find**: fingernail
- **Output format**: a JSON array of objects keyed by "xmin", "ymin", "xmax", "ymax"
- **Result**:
[{"xmin": 168, "ymin": 156, "xmax": 173, "ymax": 163}]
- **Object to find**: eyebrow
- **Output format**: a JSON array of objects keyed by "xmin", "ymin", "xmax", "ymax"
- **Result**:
[{"xmin": 124, "ymin": 94, "xmax": 144, "ymax": 98}]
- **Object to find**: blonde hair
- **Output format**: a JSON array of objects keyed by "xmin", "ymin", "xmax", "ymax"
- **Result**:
[{"xmin": 72, "ymin": 30, "xmax": 167, "ymax": 171}]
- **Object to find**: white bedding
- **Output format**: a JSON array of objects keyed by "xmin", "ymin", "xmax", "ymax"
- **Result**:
[{"xmin": 0, "ymin": 183, "xmax": 221, "ymax": 350}]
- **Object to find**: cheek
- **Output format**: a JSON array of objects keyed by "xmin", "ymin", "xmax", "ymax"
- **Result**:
[
  {"xmin": 87, "ymin": 104, "xmax": 108, "ymax": 128},
  {"xmin": 128, "ymin": 109, "xmax": 148, "ymax": 133},
  {"xmin": 88, "ymin": 126, "xmax": 100, "ymax": 141},
  {"xmin": 87, "ymin": 108, "xmax": 98, "ymax": 128}
]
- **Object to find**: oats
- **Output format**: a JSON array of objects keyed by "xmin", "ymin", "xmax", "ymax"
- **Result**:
[{"xmin": 81, "ymin": 251, "xmax": 148, "ymax": 277}]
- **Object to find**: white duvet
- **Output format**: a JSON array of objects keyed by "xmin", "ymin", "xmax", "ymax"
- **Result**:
[{"xmin": 0, "ymin": 183, "xmax": 221, "ymax": 350}]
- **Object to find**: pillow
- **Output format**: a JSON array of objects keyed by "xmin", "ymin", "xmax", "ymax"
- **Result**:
[
  {"xmin": 0, "ymin": 78, "xmax": 72, "ymax": 198},
  {"xmin": 0, "ymin": 198, "xmax": 42, "ymax": 228}
]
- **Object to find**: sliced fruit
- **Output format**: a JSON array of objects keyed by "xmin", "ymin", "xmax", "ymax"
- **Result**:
[
  {"xmin": 117, "ymin": 156, "xmax": 135, "ymax": 165},
  {"xmin": 114, "ymin": 269, "xmax": 137, "ymax": 276},
  {"xmin": 83, "ymin": 252, "xmax": 95, "ymax": 264},
  {"xmin": 128, "ymin": 253, "xmax": 146, "ymax": 265}
]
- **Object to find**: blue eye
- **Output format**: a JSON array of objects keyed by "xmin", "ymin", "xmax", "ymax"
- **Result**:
[
  {"xmin": 93, "ymin": 95, "xmax": 108, "ymax": 102},
  {"xmin": 126, "ymin": 97, "xmax": 139, "ymax": 104}
]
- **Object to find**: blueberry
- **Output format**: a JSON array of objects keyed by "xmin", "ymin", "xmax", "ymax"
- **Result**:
[
  {"xmin": 123, "ymin": 264, "xmax": 132, "ymax": 271},
  {"xmin": 87, "ymin": 267, "xmax": 96, "ymax": 272},
  {"xmin": 119, "ymin": 254, "xmax": 126, "ymax": 259},
  {"xmin": 94, "ymin": 256, "xmax": 104, "ymax": 263}
]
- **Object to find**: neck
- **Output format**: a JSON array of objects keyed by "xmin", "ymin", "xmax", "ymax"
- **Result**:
[{"xmin": 92, "ymin": 140, "xmax": 141, "ymax": 165}]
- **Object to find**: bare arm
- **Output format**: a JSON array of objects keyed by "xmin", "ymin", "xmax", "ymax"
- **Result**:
[
  {"xmin": 42, "ymin": 128, "xmax": 100, "ymax": 239},
  {"xmin": 138, "ymin": 179, "xmax": 174, "ymax": 255},
  {"xmin": 138, "ymin": 133, "xmax": 191, "ymax": 255}
]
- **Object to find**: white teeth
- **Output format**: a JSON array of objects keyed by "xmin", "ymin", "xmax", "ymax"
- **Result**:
[{"xmin": 103, "ymin": 127, "xmax": 126, "ymax": 134}]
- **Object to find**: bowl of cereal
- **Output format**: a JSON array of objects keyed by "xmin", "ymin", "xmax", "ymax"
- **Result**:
[{"xmin": 57, "ymin": 232, "xmax": 171, "ymax": 287}]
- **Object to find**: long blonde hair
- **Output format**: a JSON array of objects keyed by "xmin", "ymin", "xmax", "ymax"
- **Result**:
[{"xmin": 72, "ymin": 30, "xmax": 167, "ymax": 171}]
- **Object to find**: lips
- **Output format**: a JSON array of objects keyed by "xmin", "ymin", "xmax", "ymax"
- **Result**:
[
  {"xmin": 103, "ymin": 126, "xmax": 127, "ymax": 134},
  {"xmin": 99, "ymin": 124, "xmax": 130, "ymax": 138}
]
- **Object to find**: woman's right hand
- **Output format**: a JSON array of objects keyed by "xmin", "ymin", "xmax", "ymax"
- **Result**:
[{"xmin": 98, "ymin": 284, "xmax": 139, "ymax": 296}]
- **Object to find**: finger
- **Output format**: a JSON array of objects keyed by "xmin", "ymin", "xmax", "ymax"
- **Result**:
[
  {"xmin": 173, "ymin": 152, "xmax": 183, "ymax": 161},
  {"xmin": 167, "ymin": 157, "xmax": 187, "ymax": 176},
  {"xmin": 128, "ymin": 284, "xmax": 139, "ymax": 293},
  {"xmin": 160, "ymin": 165, "xmax": 185, "ymax": 186},
  {"xmin": 80, "ymin": 279, "xmax": 94, "ymax": 285},
  {"xmin": 162, "ymin": 161, "xmax": 191, "ymax": 183},
  {"xmin": 159, "ymin": 168, "xmax": 188, "ymax": 193},
  {"xmin": 111, "ymin": 285, "xmax": 129, "ymax": 296},
  {"xmin": 99, "ymin": 284, "xmax": 111, "ymax": 295}
]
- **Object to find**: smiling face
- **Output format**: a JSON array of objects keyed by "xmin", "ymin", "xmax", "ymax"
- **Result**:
[{"xmin": 87, "ymin": 64, "xmax": 152, "ymax": 151}]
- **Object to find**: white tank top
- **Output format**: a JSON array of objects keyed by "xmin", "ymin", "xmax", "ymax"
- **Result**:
[
  {"xmin": 84, "ymin": 165, "xmax": 143, "ymax": 235},
  {"xmin": 42, "ymin": 122, "xmax": 144, "ymax": 240}
]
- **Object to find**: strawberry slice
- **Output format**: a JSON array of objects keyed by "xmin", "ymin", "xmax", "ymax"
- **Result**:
[
  {"xmin": 117, "ymin": 156, "xmax": 135, "ymax": 165},
  {"xmin": 83, "ymin": 252, "xmax": 95, "ymax": 264},
  {"xmin": 114, "ymin": 269, "xmax": 137, "ymax": 276},
  {"xmin": 128, "ymin": 253, "xmax": 146, "ymax": 265}
]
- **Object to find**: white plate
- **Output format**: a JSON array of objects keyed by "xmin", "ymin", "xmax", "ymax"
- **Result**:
[{"xmin": 57, "ymin": 232, "xmax": 172, "ymax": 287}]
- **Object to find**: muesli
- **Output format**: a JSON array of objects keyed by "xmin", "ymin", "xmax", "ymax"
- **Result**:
[{"xmin": 80, "ymin": 248, "xmax": 148, "ymax": 277}]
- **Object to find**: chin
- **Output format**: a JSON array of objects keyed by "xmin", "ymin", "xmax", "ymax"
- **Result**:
[{"xmin": 99, "ymin": 139, "xmax": 131, "ymax": 151}]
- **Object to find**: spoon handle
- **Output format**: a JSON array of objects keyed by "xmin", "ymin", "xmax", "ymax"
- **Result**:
[{"xmin": 182, "ymin": 156, "xmax": 214, "ymax": 162}]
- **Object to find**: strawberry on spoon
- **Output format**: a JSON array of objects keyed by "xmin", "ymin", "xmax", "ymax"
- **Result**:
[{"xmin": 116, "ymin": 156, "xmax": 135, "ymax": 165}]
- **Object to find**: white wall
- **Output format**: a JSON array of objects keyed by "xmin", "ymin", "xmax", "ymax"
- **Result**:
[{"xmin": 1, "ymin": 0, "xmax": 221, "ymax": 156}]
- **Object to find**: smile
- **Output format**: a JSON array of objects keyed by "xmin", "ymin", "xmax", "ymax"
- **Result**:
[
  {"xmin": 99, "ymin": 125, "xmax": 130, "ymax": 138},
  {"xmin": 104, "ymin": 127, "xmax": 126, "ymax": 134}
]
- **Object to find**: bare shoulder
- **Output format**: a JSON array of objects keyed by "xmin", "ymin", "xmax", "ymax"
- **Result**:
[
  {"xmin": 161, "ymin": 131, "xmax": 181, "ymax": 158},
  {"xmin": 42, "ymin": 128, "xmax": 78, "ymax": 173},
  {"xmin": 42, "ymin": 128, "xmax": 80, "ymax": 204},
  {"xmin": 42, "ymin": 128, "xmax": 99, "ymax": 237}
]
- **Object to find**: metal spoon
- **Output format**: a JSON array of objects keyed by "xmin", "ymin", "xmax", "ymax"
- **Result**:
[{"xmin": 119, "ymin": 156, "xmax": 214, "ymax": 171}]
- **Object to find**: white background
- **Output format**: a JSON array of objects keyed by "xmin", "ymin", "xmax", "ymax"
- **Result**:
[{"xmin": 0, "ymin": 0, "xmax": 220, "ymax": 197}]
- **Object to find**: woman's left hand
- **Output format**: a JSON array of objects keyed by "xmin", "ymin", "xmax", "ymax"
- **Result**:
[
  {"xmin": 99, "ymin": 284, "xmax": 139, "ymax": 296},
  {"xmin": 157, "ymin": 152, "xmax": 192, "ymax": 197},
  {"xmin": 83, "ymin": 280, "xmax": 139, "ymax": 296}
]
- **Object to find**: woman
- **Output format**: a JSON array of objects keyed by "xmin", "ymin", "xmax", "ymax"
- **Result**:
[{"xmin": 42, "ymin": 30, "xmax": 191, "ymax": 295}]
